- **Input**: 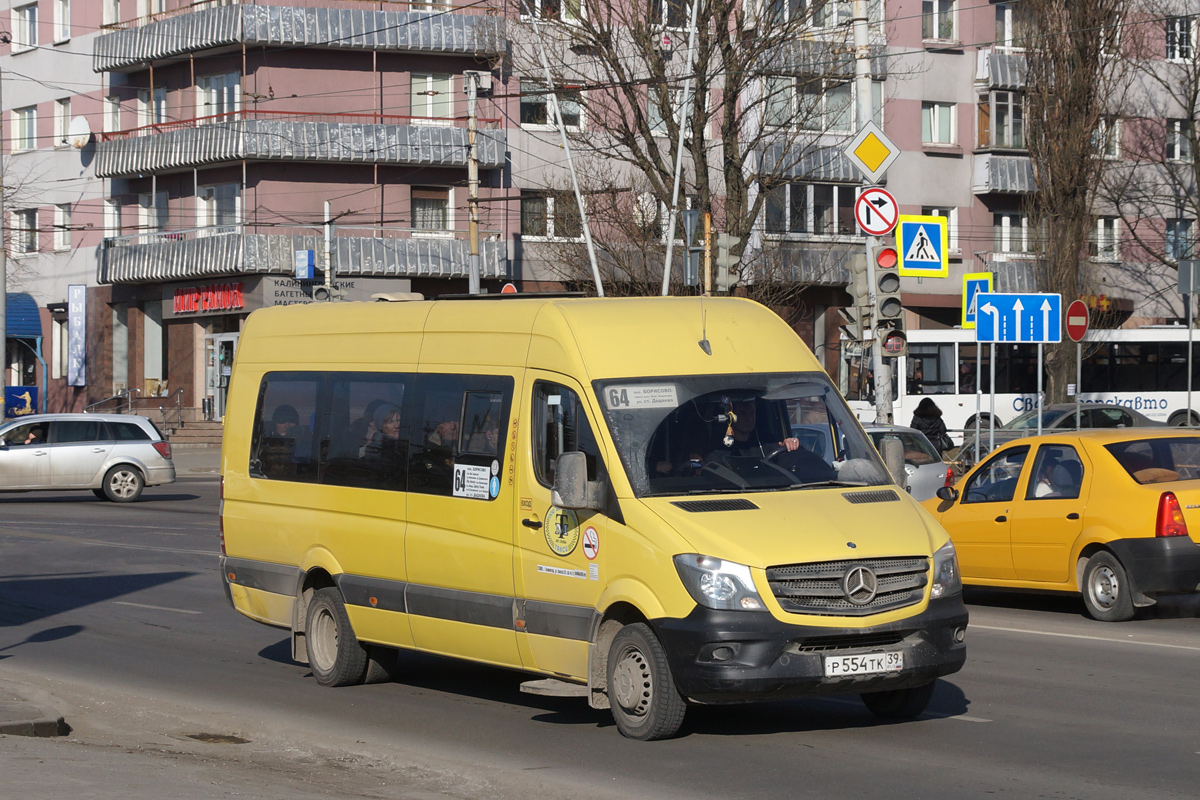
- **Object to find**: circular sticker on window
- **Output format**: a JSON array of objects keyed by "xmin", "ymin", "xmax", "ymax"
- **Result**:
[
  {"xmin": 544, "ymin": 507, "xmax": 580, "ymax": 557},
  {"xmin": 489, "ymin": 476, "xmax": 500, "ymax": 498},
  {"xmin": 491, "ymin": 459, "xmax": 500, "ymax": 476}
]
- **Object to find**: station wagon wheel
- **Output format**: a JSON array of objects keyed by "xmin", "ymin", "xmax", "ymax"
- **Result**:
[
  {"xmin": 606, "ymin": 623, "xmax": 686, "ymax": 741},
  {"xmin": 102, "ymin": 465, "xmax": 144, "ymax": 503},
  {"xmin": 306, "ymin": 588, "xmax": 369, "ymax": 687},
  {"xmin": 1082, "ymin": 551, "xmax": 1135, "ymax": 622},
  {"xmin": 861, "ymin": 681, "xmax": 936, "ymax": 719}
]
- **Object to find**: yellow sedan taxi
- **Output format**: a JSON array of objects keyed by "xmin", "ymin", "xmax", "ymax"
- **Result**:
[{"xmin": 922, "ymin": 430, "xmax": 1200, "ymax": 621}]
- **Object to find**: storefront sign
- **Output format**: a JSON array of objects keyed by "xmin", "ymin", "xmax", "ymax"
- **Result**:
[
  {"xmin": 173, "ymin": 282, "xmax": 245, "ymax": 316},
  {"xmin": 4, "ymin": 386, "xmax": 37, "ymax": 418},
  {"xmin": 67, "ymin": 284, "xmax": 86, "ymax": 387}
]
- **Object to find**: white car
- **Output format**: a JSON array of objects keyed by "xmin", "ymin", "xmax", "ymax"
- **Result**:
[{"xmin": 0, "ymin": 413, "xmax": 176, "ymax": 502}]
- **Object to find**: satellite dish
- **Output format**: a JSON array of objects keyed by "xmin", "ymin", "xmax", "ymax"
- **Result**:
[{"xmin": 67, "ymin": 116, "xmax": 92, "ymax": 149}]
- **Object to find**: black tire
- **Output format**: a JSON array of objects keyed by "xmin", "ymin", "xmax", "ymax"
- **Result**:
[
  {"xmin": 1168, "ymin": 411, "xmax": 1197, "ymax": 427},
  {"xmin": 92, "ymin": 488, "xmax": 107, "ymax": 500},
  {"xmin": 861, "ymin": 681, "xmax": 936, "ymax": 720},
  {"xmin": 102, "ymin": 465, "xmax": 144, "ymax": 502},
  {"xmin": 305, "ymin": 588, "xmax": 369, "ymax": 687},
  {"xmin": 606, "ymin": 623, "xmax": 686, "ymax": 741},
  {"xmin": 1081, "ymin": 551, "xmax": 1136, "ymax": 622}
]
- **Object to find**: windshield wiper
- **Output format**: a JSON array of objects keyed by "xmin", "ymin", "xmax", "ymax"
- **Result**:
[{"xmin": 791, "ymin": 479, "xmax": 871, "ymax": 489}]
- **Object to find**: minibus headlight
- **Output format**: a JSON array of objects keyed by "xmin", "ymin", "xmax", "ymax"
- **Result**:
[
  {"xmin": 674, "ymin": 554, "xmax": 766, "ymax": 612},
  {"xmin": 930, "ymin": 540, "xmax": 961, "ymax": 598}
]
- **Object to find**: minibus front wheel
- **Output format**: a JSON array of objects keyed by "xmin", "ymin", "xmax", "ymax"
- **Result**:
[
  {"xmin": 306, "ymin": 588, "xmax": 369, "ymax": 687},
  {"xmin": 607, "ymin": 623, "xmax": 686, "ymax": 741}
]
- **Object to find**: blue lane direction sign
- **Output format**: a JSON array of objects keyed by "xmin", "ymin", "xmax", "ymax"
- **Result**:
[
  {"xmin": 896, "ymin": 215, "xmax": 948, "ymax": 277},
  {"xmin": 962, "ymin": 271, "xmax": 993, "ymax": 330},
  {"xmin": 975, "ymin": 293, "xmax": 1062, "ymax": 343}
]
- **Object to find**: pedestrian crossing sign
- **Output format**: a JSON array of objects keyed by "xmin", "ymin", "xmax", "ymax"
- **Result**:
[{"xmin": 896, "ymin": 215, "xmax": 949, "ymax": 277}]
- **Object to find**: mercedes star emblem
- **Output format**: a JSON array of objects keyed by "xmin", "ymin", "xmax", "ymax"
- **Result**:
[{"xmin": 842, "ymin": 565, "xmax": 879, "ymax": 605}]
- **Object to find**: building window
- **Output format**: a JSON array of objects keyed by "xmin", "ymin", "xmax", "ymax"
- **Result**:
[
  {"xmin": 104, "ymin": 95, "xmax": 120, "ymax": 134},
  {"xmin": 648, "ymin": 88, "xmax": 697, "ymax": 135},
  {"xmin": 53, "ymin": 204, "xmax": 71, "ymax": 251},
  {"xmin": 1091, "ymin": 217, "xmax": 1120, "ymax": 261},
  {"xmin": 1167, "ymin": 16, "xmax": 1194, "ymax": 61},
  {"xmin": 766, "ymin": 183, "xmax": 856, "ymax": 237},
  {"xmin": 54, "ymin": 98, "xmax": 70, "ymax": 146},
  {"xmin": 921, "ymin": 102, "xmax": 955, "ymax": 145},
  {"xmin": 768, "ymin": 0, "xmax": 880, "ymax": 27},
  {"xmin": 922, "ymin": 0, "xmax": 954, "ymax": 40},
  {"xmin": 139, "ymin": 192, "xmax": 168, "ymax": 239},
  {"xmin": 411, "ymin": 73, "xmax": 452, "ymax": 122},
  {"xmin": 13, "ymin": 107, "xmax": 36, "ymax": 152},
  {"xmin": 411, "ymin": 187, "xmax": 451, "ymax": 233},
  {"xmin": 977, "ymin": 91, "xmax": 1024, "ymax": 150},
  {"xmin": 994, "ymin": 2, "xmax": 1029, "ymax": 49},
  {"xmin": 137, "ymin": 0, "xmax": 166, "ymax": 19},
  {"xmin": 1094, "ymin": 116, "xmax": 1119, "ymax": 159},
  {"xmin": 520, "ymin": 81, "xmax": 583, "ymax": 130},
  {"xmin": 651, "ymin": 0, "xmax": 686, "ymax": 28},
  {"xmin": 1167, "ymin": 219, "xmax": 1194, "ymax": 262},
  {"xmin": 520, "ymin": 190, "xmax": 582, "ymax": 239},
  {"xmin": 1167, "ymin": 119, "xmax": 1193, "ymax": 162},
  {"xmin": 138, "ymin": 87, "xmax": 166, "ymax": 128},
  {"xmin": 197, "ymin": 72, "xmax": 240, "ymax": 120},
  {"xmin": 922, "ymin": 206, "xmax": 958, "ymax": 251},
  {"xmin": 993, "ymin": 212, "xmax": 1032, "ymax": 254},
  {"xmin": 103, "ymin": 0, "xmax": 120, "ymax": 26},
  {"xmin": 766, "ymin": 77, "xmax": 853, "ymax": 133},
  {"xmin": 104, "ymin": 199, "xmax": 121, "ymax": 239},
  {"xmin": 54, "ymin": 0, "xmax": 69, "ymax": 42},
  {"xmin": 13, "ymin": 3, "xmax": 38, "ymax": 52},
  {"xmin": 198, "ymin": 184, "xmax": 239, "ymax": 233},
  {"xmin": 11, "ymin": 209, "xmax": 37, "ymax": 254},
  {"xmin": 522, "ymin": 0, "xmax": 581, "ymax": 21}
]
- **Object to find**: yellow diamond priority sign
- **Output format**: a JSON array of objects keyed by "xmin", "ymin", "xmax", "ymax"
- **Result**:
[{"xmin": 844, "ymin": 122, "xmax": 900, "ymax": 184}]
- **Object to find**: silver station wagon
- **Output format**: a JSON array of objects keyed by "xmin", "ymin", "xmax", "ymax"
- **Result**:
[{"xmin": 0, "ymin": 413, "xmax": 176, "ymax": 502}]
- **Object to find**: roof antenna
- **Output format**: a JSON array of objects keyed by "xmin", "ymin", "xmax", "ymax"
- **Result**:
[{"xmin": 698, "ymin": 297, "xmax": 712, "ymax": 355}]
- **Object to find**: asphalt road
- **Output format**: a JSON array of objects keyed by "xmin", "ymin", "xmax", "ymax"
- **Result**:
[{"xmin": 1, "ymin": 470, "xmax": 1198, "ymax": 799}]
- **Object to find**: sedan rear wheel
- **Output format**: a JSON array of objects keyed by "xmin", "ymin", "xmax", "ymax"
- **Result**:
[
  {"xmin": 102, "ymin": 466, "xmax": 144, "ymax": 502},
  {"xmin": 1082, "ymin": 551, "xmax": 1135, "ymax": 622}
]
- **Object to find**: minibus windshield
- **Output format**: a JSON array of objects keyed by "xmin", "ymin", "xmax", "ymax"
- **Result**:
[{"xmin": 594, "ymin": 373, "xmax": 891, "ymax": 497}]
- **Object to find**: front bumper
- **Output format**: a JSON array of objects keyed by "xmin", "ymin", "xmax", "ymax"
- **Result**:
[
  {"xmin": 652, "ymin": 596, "xmax": 968, "ymax": 704},
  {"xmin": 1108, "ymin": 536, "xmax": 1200, "ymax": 596}
]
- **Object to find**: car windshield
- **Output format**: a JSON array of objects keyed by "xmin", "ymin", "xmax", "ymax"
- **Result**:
[
  {"xmin": 1105, "ymin": 437, "xmax": 1200, "ymax": 484},
  {"xmin": 869, "ymin": 431, "xmax": 940, "ymax": 466},
  {"xmin": 1004, "ymin": 408, "xmax": 1070, "ymax": 430},
  {"xmin": 594, "ymin": 372, "xmax": 890, "ymax": 498}
]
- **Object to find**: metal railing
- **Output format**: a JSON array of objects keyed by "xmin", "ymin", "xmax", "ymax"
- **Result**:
[
  {"xmin": 159, "ymin": 388, "xmax": 186, "ymax": 432},
  {"xmin": 103, "ymin": 223, "xmax": 504, "ymax": 249},
  {"xmin": 100, "ymin": 0, "xmax": 492, "ymax": 31},
  {"xmin": 98, "ymin": 109, "xmax": 503, "ymax": 143},
  {"xmin": 84, "ymin": 388, "xmax": 141, "ymax": 415}
]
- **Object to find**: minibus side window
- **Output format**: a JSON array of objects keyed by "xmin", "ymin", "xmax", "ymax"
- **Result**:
[
  {"xmin": 250, "ymin": 373, "xmax": 321, "ymax": 483},
  {"xmin": 409, "ymin": 374, "xmax": 513, "ymax": 498},
  {"xmin": 533, "ymin": 382, "xmax": 605, "ymax": 489},
  {"xmin": 320, "ymin": 373, "xmax": 411, "ymax": 492}
]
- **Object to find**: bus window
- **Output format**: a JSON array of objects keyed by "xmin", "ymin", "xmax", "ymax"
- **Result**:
[
  {"xmin": 840, "ymin": 344, "xmax": 897, "ymax": 402},
  {"xmin": 907, "ymin": 343, "xmax": 955, "ymax": 395},
  {"xmin": 958, "ymin": 344, "xmax": 988, "ymax": 393}
]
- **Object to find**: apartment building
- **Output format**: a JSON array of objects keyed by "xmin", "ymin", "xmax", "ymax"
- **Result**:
[{"xmin": 2, "ymin": 0, "xmax": 1194, "ymax": 420}]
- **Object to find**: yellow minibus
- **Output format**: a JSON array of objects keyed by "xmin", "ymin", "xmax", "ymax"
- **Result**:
[{"xmin": 220, "ymin": 295, "xmax": 967, "ymax": 740}]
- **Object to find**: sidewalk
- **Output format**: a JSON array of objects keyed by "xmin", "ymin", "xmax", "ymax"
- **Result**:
[{"xmin": 169, "ymin": 444, "xmax": 221, "ymax": 477}]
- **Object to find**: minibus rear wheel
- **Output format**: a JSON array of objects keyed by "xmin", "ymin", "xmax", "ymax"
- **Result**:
[
  {"xmin": 861, "ymin": 681, "xmax": 936, "ymax": 719},
  {"xmin": 306, "ymin": 588, "xmax": 369, "ymax": 687},
  {"xmin": 607, "ymin": 623, "xmax": 686, "ymax": 740}
]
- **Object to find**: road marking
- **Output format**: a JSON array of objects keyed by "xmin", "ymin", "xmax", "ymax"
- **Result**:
[
  {"xmin": 971, "ymin": 624, "xmax": 1200, "ymax": 652},
  {"xmin": 1, "ymin": 520, "xmax": 213, "ymax": 534},
  {"xmin": 114, "ymin": 601, "xmax": 201, "ymax": 615},
  {"xmin": 0, "ymin": 527, "xmax": 216, "ymax": 557},
  {"xmin": 818, "ymin": 696, "xmax": 991, "ymax": 723}
]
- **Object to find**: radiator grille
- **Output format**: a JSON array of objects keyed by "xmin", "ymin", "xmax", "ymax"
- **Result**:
[
  {"xmin": 843, "ymin": 490, "xmax": 901, "ymax": 504},
  {"xmin": 792, "ymin": 632, "xmax": 906, "ymax": 653},
  {"xmin": 670, "ymin": 498, "xmax": 759, "ymax": 512},
  {"xmin": 766, "ymin": 557, "xmax": 929, "ymax": 616}
]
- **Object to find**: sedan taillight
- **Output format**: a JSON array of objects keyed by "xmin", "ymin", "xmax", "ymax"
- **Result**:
[
  {"xmin": 1156, "ymin": 492, "xmax": 1189, "ymax": 538},
  {"xmin": 943, "ymin": 465, "xmax": 955, "ymax": 487},
  {"xmin": 152, "ymin": 441, "xmax": 172, "ymax": 460}
]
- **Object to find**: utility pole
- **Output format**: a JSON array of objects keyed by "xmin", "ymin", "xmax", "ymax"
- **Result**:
[
  {"xmin": 703, "ymin": 211, "xmax": 712, "ymax": 295},
  {"xmin": 0, "ymin": 65, "xmax": 7, "ymax": 419},
  {"xmin": 323, "ymin": 200, "xmax": 333, "ymax": 300},
  {"xmin": 853, "ymin": 0, "xmax": 891, "ymax": 424},
  {"xmin": 465, "ymin": 71, "xmax": 481, "ymax": 295}
]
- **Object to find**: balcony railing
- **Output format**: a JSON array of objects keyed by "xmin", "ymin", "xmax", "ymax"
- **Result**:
[
  {"xmin": 100, "ymin": 223, "xmax": 508, "ymax": 284},
  {"xmin": 94, "ymin": 1, "xmax": 505, "ymax": 72},
  {"xmin": 95, "ymin": 110, "xmax": 506, "ymax": 177},
  {"xmin": 972, "ymin": 153, "xmax": 1036, "ymax": 194}
]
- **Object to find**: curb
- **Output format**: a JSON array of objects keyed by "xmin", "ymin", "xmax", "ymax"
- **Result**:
[{"xmin": 0, "ymin": 693, "xmax": 71, "ymax": 738}]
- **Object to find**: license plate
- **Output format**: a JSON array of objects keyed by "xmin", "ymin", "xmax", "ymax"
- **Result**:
[{"xmin": 824, "ymin": 651, "xmax": 903, "ymax": 677}]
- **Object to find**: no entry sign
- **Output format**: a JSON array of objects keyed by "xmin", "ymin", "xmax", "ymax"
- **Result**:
[{"xmin": 1066, "ymin": 299, "xmax": 1089, "ymax": 343}]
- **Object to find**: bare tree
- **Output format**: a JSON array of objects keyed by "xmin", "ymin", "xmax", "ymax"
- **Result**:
[
  {"xmin": 1022, "ymin": 0, "xmax": 1132, "ymax": 402},
  {"xmin": 507, "ymin": 0, "xmax": 886, "ymax": 300}
]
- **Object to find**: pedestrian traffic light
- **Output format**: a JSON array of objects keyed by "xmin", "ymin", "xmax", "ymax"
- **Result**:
[
  {"xmin": 871, "ymin": 243, "xmax": 907, "ymax": 358},
  {"xmin": 715, "ymin": 233, "xmax": 741, "ymax": 293},
  {"xmin": 840, "ymin": 252, "xmax": 871, "ymax": 341}
]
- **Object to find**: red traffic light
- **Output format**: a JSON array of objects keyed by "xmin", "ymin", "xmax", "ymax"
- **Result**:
[{"xmin": 875, "ymin": 247, "xmax": 898, "ymax": 270}]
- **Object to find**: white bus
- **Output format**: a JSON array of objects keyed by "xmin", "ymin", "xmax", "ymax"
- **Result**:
[{"xmin": 840, "ymin": 326, "xmax": 1200, "ymax": 435}]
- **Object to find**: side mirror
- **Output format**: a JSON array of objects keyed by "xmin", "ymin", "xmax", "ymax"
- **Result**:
[
  {"xmin": 551, "ymin": 451, "xmax": 604, "ymax": 511},
  {"xmin": 935, "ymin": 486, "xmax": 959, "ymax": 502}
]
